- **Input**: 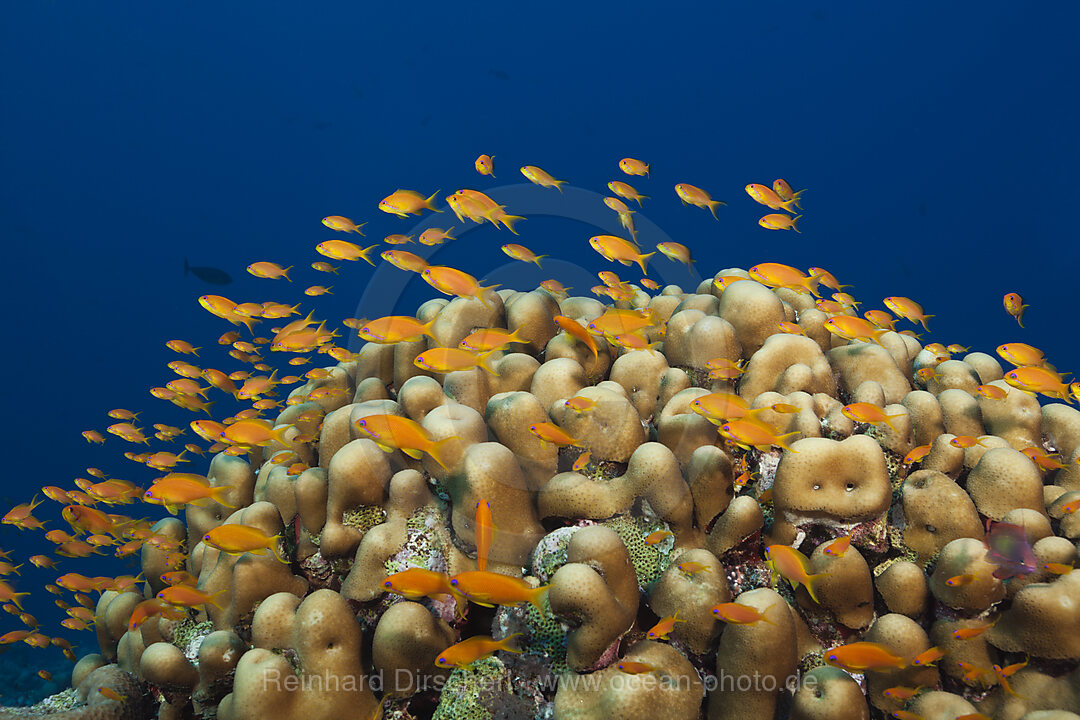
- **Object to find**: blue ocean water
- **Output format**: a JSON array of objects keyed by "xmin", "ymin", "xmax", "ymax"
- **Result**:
[{"xmin": 0, "ymin": 0, "xmax": 1077, "ymax": 704}]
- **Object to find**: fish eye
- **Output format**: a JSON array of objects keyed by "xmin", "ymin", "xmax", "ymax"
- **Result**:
[{"xmin": 383, "ymin": 581, "xmax": 392, "ymax": 588}]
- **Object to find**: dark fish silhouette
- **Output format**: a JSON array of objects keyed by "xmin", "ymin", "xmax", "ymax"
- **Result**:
[
  {"xmin": 985, "ymin": 520, "xmax": 1036, "ymax": 579},
  {"xmin": 184, "ymin": 258, "xmax": 232, "ymax": 286}
]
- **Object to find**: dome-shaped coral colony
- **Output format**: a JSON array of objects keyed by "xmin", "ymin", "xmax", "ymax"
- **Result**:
[{"xmin": 2, "ymin": 170, "xmax": 1079, "ymax": 720}]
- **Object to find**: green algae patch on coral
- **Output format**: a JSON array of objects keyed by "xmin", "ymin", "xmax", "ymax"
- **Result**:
[{"xmin": 343, "ymin": 504, "xmax": 388, "ymax": 534}]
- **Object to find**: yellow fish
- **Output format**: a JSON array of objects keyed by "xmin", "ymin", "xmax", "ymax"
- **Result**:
[
  {"xmin": 422, "ymin": 265, "xmax": 500, "ymax": 306},
  {"xmin": 589, "ymin": 235, "xmax": 655, "ymax": 275},
  {"xmin": 378, "ymin": 189, "xmax": 441, "ymax": 218},
  {"xmin": 520, "ymin": 165, "xmax": 566, "ymax": 192},
  {"xmin": 1003, "ymin": 292, "xmax": 1028, "ymax": 327},
  {"xmin": 501, "ymin": 243, "xmax": 547, "ymax": 267},
  {"xmin": 316, "ymin": 240, "xmax": 380, "ymax": 265},
  {"xmin": 436, "ymin": 634, "xmax": 522, "ymax": 669},
  {"xmin": 675, "ymin": 183, "xmax": 725, "ymax": 218},
  {"xmin": 414, "ymin": 347, "xmax": 500, "ymax": 376},
  {"xmin": 321, "ymin": 216, "xmax": 366, "ymax": 234},
  {"xmin": 608, "ymin": 180, "xmax": 649, "ymax": 206},
  {"xmin": 758, "ymin": 213, "xmax": 801, "ymax": 232},
  {"xmin": 475, "ymin": 154, "xmax": 495, "ymax": 177},
  {"xmin": 618, "ymin": 157, "xmax": 650, "ymax": 177}
]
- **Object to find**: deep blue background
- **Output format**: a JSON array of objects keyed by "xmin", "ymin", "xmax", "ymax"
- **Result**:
[{"xmin": 1, "ymin": 0, "xmax": 1078, "ymax": 701}]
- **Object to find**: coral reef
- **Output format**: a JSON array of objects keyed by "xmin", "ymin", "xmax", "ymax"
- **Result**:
[{"xmin": 6, "ymin": 244, "xmax": 1080, "ymax": 720}]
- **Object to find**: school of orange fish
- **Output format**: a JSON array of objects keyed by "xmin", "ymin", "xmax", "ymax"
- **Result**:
[{"xmin": 0, "ymin": 153, "xmax": 1075, "ymax": 717}]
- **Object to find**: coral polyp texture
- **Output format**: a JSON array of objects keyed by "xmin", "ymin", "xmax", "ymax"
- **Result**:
[{"xmin": 3, "ymin": 240, "xmax": 1080, "ymax": 720}]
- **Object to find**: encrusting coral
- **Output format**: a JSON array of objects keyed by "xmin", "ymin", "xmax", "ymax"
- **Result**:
[{"xmin": 6, "ymin": 223, "xmax": 1080, "ymax": 720}]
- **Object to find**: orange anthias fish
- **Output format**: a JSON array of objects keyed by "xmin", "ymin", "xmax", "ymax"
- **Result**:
[
  {"xmin": 719, "ymin": 417, "xmax": 799, "ymax": 453},
  {"xmin": 690, "ymin": 392, "xmax": 753, "ymax": 424},
  {"xmin": 449, "ymin": 571, "xmax": 547, "ymax": 611},
  {"xmin": 758, "ymin": 213, "xmax": 801, "ymax": 232},
  {"xmin": 460, "ymin": 327, "xmax": 527, "ymax": 353},
  {"xmin": 711, "ymin": 602, "xmax": 776, "ymax": 626},
  {"xmin": 608, "ymin": 180, "xmax": 649, "ymax": 206},
  {"xmin": 475, "ymin": 500, "xmax": 493, "ymax": 572},
  {"xmin": 616, "ymin": 661, "xmax": 657, "ymax": 674},
  {"xmin": 378, "ymin": 189, "xmax": 442, "ymax": 218},
  {"xmin": 748, "ymin": 263, "xmax": 821, "ymax": 297},
  {"xmin": 381, "ymin": 250, "xmax": 429, "ymax": 274},
  {"xmin": 772, "ymin": 179, "xmax": 805, "ymax": 206},
  {"xmin": 502, "ymin": 243, "xmax": 547, "ymax": 267},
  {"xmin": 996, "ymin": 342, "xmax": 1045, "ymax": 367},
  {"xmin": 1003, "ymin": 292, "xmax": 1028, "ymax": 327},
  {"xmin": 436, "ymin": 634, "xmax": 522, "ymax": 669},
  {"xmin": 414, "ymin": 347, "xmax": 500, "ymax": 376},
  {"xmin": 3, "ymin": 496, "xmax": 47, "ymax": 531},
  {"xmin": 589, "ymin": 235, "xmax": 656, "ymax": 275},
  {"xmin": 1004, "ymin": 366, "xmax": 1072, "ymax": 402},
  {"xmin": 822, "ymin": 535, "xmax": 851, "ymax": 557},
  {"xmin": 765, "ymin": 544, "xmax": 825, "ymax": 602},
  {"xmin": 824, "ymin": 316, "xmax": 888, "ymax": 344},
  {"xmin": 475, "ymin": 154, "xmax": 495, "ymax": 177},
  {"xmin": 825, "ymin": 641, "xmax": 908, "ymax": 672},
  {"xmin": 316, "ymin": 240, "xmax": 380, "ymax": 265},
  {"xmin": 354, "ymin": 414, "xmax": 455, "ymax": 468},
  {"xmin": 202, "ymin": 524, "xmax": 287, "ymax": 562},
  {"xmin": 157, "ymin": 585, "xmax": 225, "ymax": 610},
  {"xmin": 656, "ymin": 242, "xmax": 694, "ymax": 266},
  {"xmin": 422, "ymin": 265, "xmax": 500, "ymax": 306},
  {"xmin": 144, "ymin": 475, "xmax": 235, "ymax": 515},
  {"xmin": 321, "ymin": 216, "xmax": 367, "ymax": 234},
  {"xmin": 745, "ymin": 183, "xmax": 799, "ymax": 213},
  {"xmin": 619, "ymin": 158, "xmax": 650, "ymax": 177},
  {"xmin": 246, "ymin": 261, "xmax": 292, "ymax": 281},
  {"xmin": 883, "ymin": 296, "xmax": 934, "ymax": 331},
  {"xmin": 554, "ymin": 315, "xmax": 599, "ymax": 361},
  {"xmin": 646, "ymin": 611, "xmax": 685, "ymax": 640},
  {"xmin": 520, "ymin": 165, "xmax": 567, "ymax": 192},
  {"xmin": 841, "ymin": 402, "xmax": 906, "ymax": 432},
  {"xmin": 418, "ymin": 227, "xmax": 456, "ymax": 245},
  {"xmin": 358, "ymin": 316, "xmax": 437, "ymax": 344},
  {"xmin": 382, "ymin": 568, "xmax": 456, "ymax": 600},
  {"xmin": 529, "ymin": 422, "xmax": 585, "ymax": 448},
  {"xmin": 904, "ymin": 445, "xmax": 931, "ymax": 466},
  {"xmin": 674, "ymin": 183, "xmax": 726, "ymax": 219},
  {"xmin": 221, "ymin": 419, "xmax": 293, "ymax": 449}
]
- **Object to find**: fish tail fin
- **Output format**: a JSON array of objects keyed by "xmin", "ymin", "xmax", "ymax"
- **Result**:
[
  {"xmin": 210, "ymin": 485, "xmax": 236, "ymax": 509},
  {"xmin": 708, "ymin": 200, "xmax": 726, "ymax": 219},
  {"xmin": 777, "ymin": 431, "xmax": 801, "ymax": 453},
  {"xmin": 500, "ymin": 214, "xmax": 526, "ymax": 235},
  {"xmin": 792, "ymin": 189, "xmax": 806, "ymax": 209},
  {"xmin": 921, "ymin": 315, "xmax": 935, "ymax": 331},
  {"xmin": 500, "ymin": 632, "xmax": 525, "ymax": 653},
  {"xmin": 803, "ymin": 573, "xmax": 827, "ymax": 603},
  {"xmin": 208, "ymin": 588, "xmax": 228, "ymax": 610},
  {"xmin": 884, "ymin": 413, "xmax": 907, "ymax": 433},
  {"xmin": 791, "ymin": 214, "xmax": 803, "ymax": 233},
  {"xmin": 283, "ymin": 266, "xmax": 293, "ymax": 282},
  {"xmin": 555, "ymin": 180, "xmax": 567, "ymax": 193},
  {"xmin": 533, "ymin": 255, "xmax": 548, "ymax": 267},
  {"xmin": 427, "ymin": 437, "xmax": 454, "ymax": 470},
  {"xmin": 421, "ymin": 316, "xmax": 439, "ymax": 341},
  {"xmin": 361, "ymin": 245, "xmax": 379, "ymax": 266},
  {"xmin": 477, "ymin": 284, "xmax": 501, "ymax": 308},
  {"xmin": 425, "ymin": 190, "xmax": 442, "ymax": 211},
  {"xmin": 528, "ymin": 586, "xmax": 548, "ymax": 613},
  {"xmin": 477, "ymin": 350, "xmax": 501, "ymax": 377},
  {"xmin": 636, "ymin": 252, "xmax": 657, "ymax": 275},
  {"xmin": 269, "ymin": 535, "xmax": 289, "ymax": 564}
]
